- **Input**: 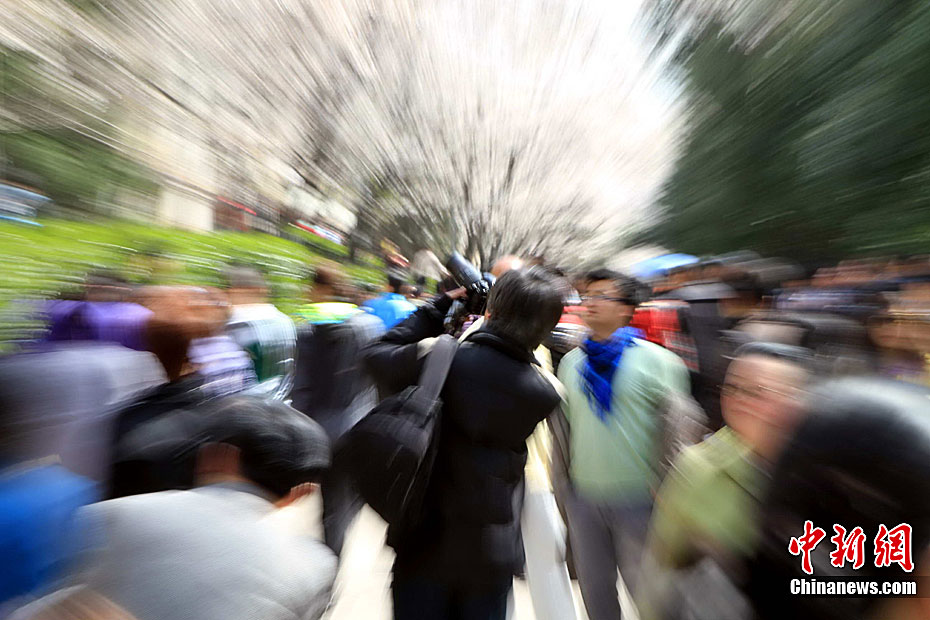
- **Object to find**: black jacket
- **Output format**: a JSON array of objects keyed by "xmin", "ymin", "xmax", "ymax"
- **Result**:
[
  {"xmin": 363, "ymin": 295, "xmax": 561, "ymax": 587},
  {"xmin": 108, "ymin": 374, "xmax": 212, "ymax": 499},
  {"xmin": 290, "ymin": 311, "xmax": 383, "ymax": 443}
]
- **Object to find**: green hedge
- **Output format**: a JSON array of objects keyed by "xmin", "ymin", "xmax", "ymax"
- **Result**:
[
  {"xmin": 288, "ymin": 225, "xmax": 351, "ymax": 258},
  {"xmin": 0, "ymin": 218, "xmax": 384, "ymax": 351}
]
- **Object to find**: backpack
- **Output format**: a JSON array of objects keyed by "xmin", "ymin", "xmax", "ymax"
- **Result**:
[
  {"xmin": 340, "ymin": 335, "xmax": 458, "ymax": 544},
  {"xmin": 290, "ymin": 318, "xmax": 377, "ymax": 441}
]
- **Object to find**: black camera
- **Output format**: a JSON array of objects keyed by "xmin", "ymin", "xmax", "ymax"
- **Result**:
[{"xmin": 445, "ymin": 252, "xmax": 491, "ymax": 315}]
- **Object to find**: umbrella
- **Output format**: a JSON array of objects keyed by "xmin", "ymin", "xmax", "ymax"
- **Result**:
[{"xmin": 629, "ymin": 253, "xmax": 699, "ymax": 280}]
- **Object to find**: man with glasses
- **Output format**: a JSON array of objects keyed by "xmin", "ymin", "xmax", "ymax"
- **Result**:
[
  {"xmin": 557, "ymin": 269, "xmax": 689, "ymax": 620},
  {"xmin": 639, "ymin": 342, "xmax": 812, "ymax": 620}
]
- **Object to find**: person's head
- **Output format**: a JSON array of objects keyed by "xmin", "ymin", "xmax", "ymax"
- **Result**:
[
  {"xmin": 484, "ymin": 266, "xmax": 567, "ymax": 351},
  {"xmin": 701, "ymin": 259, "xmax": 724, "ymax": 282},
  {"xmin": 144, "ymin": 314, "xmax": 199, "ymax": 382},
  {"xmin": 310, "ymin": 264, "xmax": 343, "ymax": 303},
  {"xmin": 749, "ymin": 378, "xmax": 930, "ymax": 620},
  {"xmin": 140, "ymin": 287, "xmax": 216, "ymax": 381},
  {"xmin": 490, "ymin": 255, "xmax": 525, "ymax": 279},
  {"xmin": 571, "ymin": 273, "xmax": 590, "ymax": 298},
  {"xmin": 580, "ymin": 268, "xmax": 638, "ymax": 340},
  {"xmin": 721, "ymin": 342, "xmax": 812, "ymax": 461},
  {"xmin": 902, "ymin": 254, "xmax": 930, "ymax": 279},
  {"xmin": 812, "ymin": 267, "xmax": 836, "ymax": 287},
  {"xmin": 399, "ymin": 283, "xmax": 418, "ymax": 300},
  {"xmin": 667, "ymin": 264, "xmax": 698, "ymax": 287},
  {"xmin": 194, "ymin": 396, "xmax": 330, "ymax": 505},
  {"xmin": 387, "ymin": 271, "xmax": 405, "ymax": 295},
  {"xmin": 222, "ymin": 265, "xmax": 268, "ymax": 306},
  {"xmin": 187, "ymin": 287, "xmax": 230, "ymax": 333},
  {"xmin": 720, "ymin": 268, "xmax": 765, "ymax": 318}
]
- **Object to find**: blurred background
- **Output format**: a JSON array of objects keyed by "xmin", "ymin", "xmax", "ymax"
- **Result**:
[
  {"xmin": 3, "ymin": 0, "xmax": 930, "ymax": 344},
  {"xmin": 4, "ymin": 2, "xmax": 930, "ymax": 619}
]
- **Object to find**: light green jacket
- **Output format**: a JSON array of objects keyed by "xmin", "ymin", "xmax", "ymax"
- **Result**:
[{"xmin": 557, "ymin": 339, "xmax": 689, "ymax": 501}]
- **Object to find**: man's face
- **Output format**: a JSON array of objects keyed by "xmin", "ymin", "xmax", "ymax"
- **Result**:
[
  {"xmin": 581, "ymin": 279, "xmax": 633, "ymax": 336},
  {"xmin": 721, "ymin": 355, "xmax": 808, "ymax": 456}
]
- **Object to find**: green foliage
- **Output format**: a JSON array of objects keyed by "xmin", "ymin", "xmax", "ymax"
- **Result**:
[
  {"xmin": 288, "ymin": 225, "xmax": 350, "ymax": 258},
  {"xmin": 0, "ymin": 218, "xmax": 384, "ymax": 349},
  {"xmin": 651, "ymin": 0, "xmax": 930, "ymax": 264},
  {"xmin": 2, "ymin": 131, "xmax": 159, "ymax": 212}
]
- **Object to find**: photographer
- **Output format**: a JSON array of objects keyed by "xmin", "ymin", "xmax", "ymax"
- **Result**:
[{"xmin": 362, "ymin": 267, "xmax": 566, "ymax": 620}]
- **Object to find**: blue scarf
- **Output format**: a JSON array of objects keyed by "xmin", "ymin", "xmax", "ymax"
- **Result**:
[{"xmin": 581, "ymin": 326, "xmax": 643, "ymax": 422}]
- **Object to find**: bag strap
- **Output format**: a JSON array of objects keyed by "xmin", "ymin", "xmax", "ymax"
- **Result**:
[{"xmin": 417, "ymin": 334, "xmax": 458, "ymax": 402}]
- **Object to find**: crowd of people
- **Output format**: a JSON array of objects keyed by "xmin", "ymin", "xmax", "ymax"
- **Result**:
[{"xmin": 1, "ymin": 249, "xmax": 929, "ymax": 620}]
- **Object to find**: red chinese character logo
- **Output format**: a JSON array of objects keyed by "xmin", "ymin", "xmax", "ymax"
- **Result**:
[
  {"xmin": 830, "ymin": 524, "xmax": 866, "ymax": 569},
  {"xmin": 789, "ymin": 520, "xmax": 827, "ymax": 575},
  {"xmin": 874, "ymin": 523, "xmax": 914, "ymax": 572}
]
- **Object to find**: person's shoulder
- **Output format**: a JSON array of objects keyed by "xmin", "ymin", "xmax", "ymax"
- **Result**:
[
  {"xmin": 269, "ymin": 305, "xmax": 295, "ymax": 325},
  {"xmin": 290, "ymin": 537, "xmax": 338, "ymax": 576},
  {"xmin": 74, "ymin": 491, "xmax": 168, "ymax": 546},
  {"xmin": 559, "ymin": 347, "xmax": 585, "ymax": 371},
  {"xmin": 86, "ymin": 489, "xmax": 191, "ymax": 518},
  {"xmin": 631, "ymin": 337, "xmax": 670, "ymax": 356},
  {"xmin": 2, "ymin": 465, "xmax": 97, "ymax": 514},
  {"xmin": 347, "ymin": 308, "xmax": 386, "ymax": 331},
  {"xmin": 674, "ymin": 428, "xmax": 744, "ymax": 477},
  {"xmin": 667, "ymin": 439, "xmax": 720, "ymax": 489},
  {"xmin": 631, "ymin": 338, "xmax": 685, "ymax": 366},
  {"xmin": 361, "ymin": 295, "xmax": 385, "ymax": 309},
  {"xmin": 526, "ymin": 360, "xmax": 563, "ymax": 405}
]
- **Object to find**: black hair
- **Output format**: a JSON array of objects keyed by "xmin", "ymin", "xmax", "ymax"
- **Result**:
[
  {"xmin": 387, "ymin": 272, "xmax": 405, "ymax": 294},
  {"xmin": 313, "ymin": 264, "xmax": 342, "ymax": 288},
  {"xmin": 584, "ymin": 268, "xmax": 638, "ymax": 304},
  {"xmin": 747, "ymin": 378, "xmax": 930, "ymax": 619},
  {"xmin": 144, "ymin": 315, "xmax": 197, "ymax": 381},
  {"xmin": 732, "ymin": 341, "xmax": 814, "ymax": 374},
  {"xmin": 486, "ymin": 266, "xmax": 568, "ymax": 351},
  {"xmin": 722, "ymin": 269, "xmax": 765, "ymax": 299},
  {"xmin": 199, "ymin": 396, "xmax": 331, "ymax": 498}
]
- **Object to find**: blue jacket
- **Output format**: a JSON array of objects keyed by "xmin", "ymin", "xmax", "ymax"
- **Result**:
[
  {"xmin": 0, "ymin": 464, "xmax": 97, "ymax": 604},
  {"xmin": 361, "ymin": 293, "xmax": 417, "ymax": 329}
]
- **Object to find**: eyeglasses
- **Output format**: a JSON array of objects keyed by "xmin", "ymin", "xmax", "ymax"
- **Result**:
[{"xmin": 581, "ymin": 294, "xmax": 629, "ymax": 304}]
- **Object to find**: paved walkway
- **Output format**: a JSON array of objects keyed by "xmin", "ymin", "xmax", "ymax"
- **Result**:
[{"xmin": 274, "ymin": 495, "xmax": 637, "ymax": 619}]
